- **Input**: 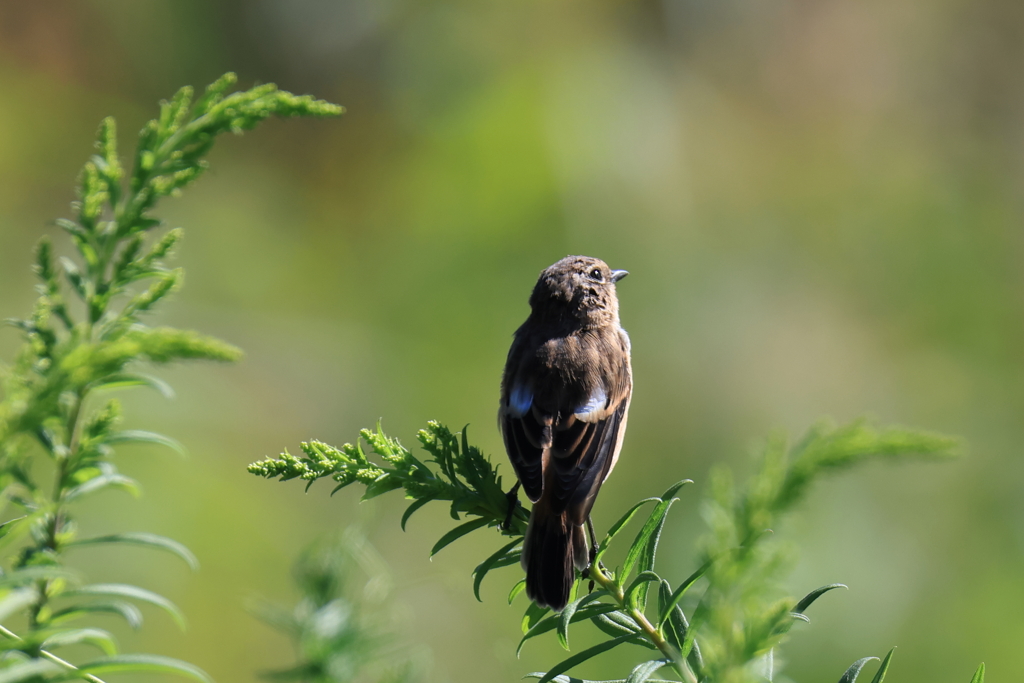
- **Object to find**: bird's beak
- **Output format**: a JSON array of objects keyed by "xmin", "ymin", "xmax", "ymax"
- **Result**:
[{"xmin": 611, "ymin": 269, "xmax": 629, "ymax": 283}]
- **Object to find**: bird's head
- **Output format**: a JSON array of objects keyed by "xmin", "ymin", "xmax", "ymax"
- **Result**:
[{"xmin": 528, "ymin": 255, "xmax": 628, "ymax": 327}]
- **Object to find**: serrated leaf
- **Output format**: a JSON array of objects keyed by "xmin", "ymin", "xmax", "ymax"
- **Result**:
[
  {"xmin": 400, "ymin": 497, "xmax": 433, "ymax": 531},
  {"xmin": 473, "ymin": 538, "xmax": 522, "ymax": 601},
  {"xmin": 62, "ymin": 584, "xmax": 184, "ymax": 629},
  {"xmin": 430, "ymin": 517, "xmax": 490, "ymax": 557},
  {"xmin": 794, "ymin": 583, "xmax": 847, "ymax": 614},
  {"xmin": 62, "ymin": 654, "xmax": 212, "ymax": 683},
  {"xmin": 67, "ymin": 533, "xmax": 198, "ymax": 571},
  {"xmin": 969, "ymin": 663, "xmax": 985, "ymax": 683},
  {"xmin": 625, "ymin": 658, "xmax": 670, "ymax": 683},
  {"xmin": 49, "ymin": 601, "xmax": 144, "ymax": 630},
  {"xmin": 536, "ymin": 633, "xmax": 636, "ymax": 683},
  {"xmin": 869, "ymin": 648, "xmax": 895, "ymax": 683},
  {"xmin": 839, "ymin": 657, "xmax": 879, "ymax": 683},
  {"xmin": 41, "ymin": 628, "xmax": 118, "ymax": 656},
  {"xmin": 106, "ymin": 430, "xmax": 185, "ymax": 457}
]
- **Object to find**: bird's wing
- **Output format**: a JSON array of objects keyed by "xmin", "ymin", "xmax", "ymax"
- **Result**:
[
  {"xmin": 546, "ymin": 380, "xmax": 630, "ymax": 525},
  {"xmin": 500, "ymin": 385, "xmax": 549, "ymax": 502}
]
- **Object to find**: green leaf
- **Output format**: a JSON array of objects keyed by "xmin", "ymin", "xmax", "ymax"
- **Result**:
[
  {"xmin": 869, "ymin": 648, "xmax": 896, "ymax": 683},
  {"xmin": 657, "ymin": 560, "xmax": 709, "ymax": 627},
  {"xmin": 41, "ymin": 628, "xmax": 118, "ymax": 656},
  {"xmin": 839, "ymin": 657, "xmax": 879, "ymax": 683},
  {"xmin": 430, "ymin": 517, "xmax": 490, "ymax": 557},
  {"xmin": 621, "ymin": 497, "xmax": 678, "ymax": 586},
  {"xmin": 0, "ymin": 588, "xmax": 39, "ymax": 621},
  {"xmin": 49, "ymin": 601, "xmax": 143, "ymax": 630},
  {"xmin": 794, "ymin": 583, "xmax": 847, "ymax": 614},
  {"xmin": 472, "ymin": 538, "xmax": 522, "ymax": 601},
  {"xmin": 518, "ymin": 604, "xmax": 618, "ymax": 657},
  {"xmin": 0, "ymin": 659, "xmax": 62, "ymax": 683},
  {"xmin": 624, "ymin": 571, "xmax": 661, "ymax": 611},
  {"xmin": 400, "ymin": 497, "xmax": 433, "ymax": 531},
  {"xmin": 89, "ymin": 372, "xmax": 175, "ymax": 399},
  {"xmin": 67, "ymin": 533, "xmax": 198, "ymax": 571},
  {"xmin": 0, "ymin": 566, "xmax": 78, "ymax": 590},
  {"xmin": 522, "ymin": 601, "xmax": 550, "ymax": 634},
  {"xmin": 594, "ymin": 498, "xmax": 659, "ymax": 565},
  {"xmin": 558, "ymin": 590, "xmax": 609, "ymax": 650},
  {"xmin": 536, "ymin": 633, "xmax": 637, "ymax": 683},
  {"xmin": 509, "ymin": 579, "xmax": 526, "ymax": 605},
  {"xmin": 62, "ymin": 473, "xmax": 140, "ymax": 501},
  {"xmin": 625, "ymin": 658, "xmax": 670, "ymax": 683},
  {"xmin": 62, "ymin": 584, "xmax": 185, "ymax": 629},
  {"xmin": 62, "ymin": 654, "xmax": 212, "ymax": 683},
  {"xmin": 106, "ymin": 430, "xmax": 186, "ymax": 457},
  {"xmin": 969, "ymin": 663, "xmax": 985, "ymax": 683}
]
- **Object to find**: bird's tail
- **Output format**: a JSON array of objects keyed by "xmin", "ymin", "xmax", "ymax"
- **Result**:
[{"xmin": 521, "ymin": 503, "xmax": 588, "ymax": 611}]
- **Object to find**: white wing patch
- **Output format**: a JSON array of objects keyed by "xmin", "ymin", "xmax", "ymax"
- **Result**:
[
  {"xmin": 508, "ymin": 383, "xmax": 533, "ymax": 417},
  {"xmin": 574, "ymin": 385, "xmax": 608, "ymax": 422}
]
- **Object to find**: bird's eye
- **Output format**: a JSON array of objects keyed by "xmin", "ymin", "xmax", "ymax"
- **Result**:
[{"xmin": 589, "ymin": 268, "xmax": 603, "ymax": 282}]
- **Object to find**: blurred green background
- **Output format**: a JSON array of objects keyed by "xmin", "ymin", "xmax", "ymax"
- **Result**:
[{"xmin": 1, "ymin": 0, "xmax": 1022, "ymax": 680}]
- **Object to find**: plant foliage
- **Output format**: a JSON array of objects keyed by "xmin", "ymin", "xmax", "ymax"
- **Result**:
[
  {"xmin": 251, "ymin": 419, "xmax": 984, "ymax": 682},
  {"xmin": 250, "ymin": 529, "xmax": 422, "ymax": 683},
  {"xmin": 0, "ymin": 73, "xmax": 342, "ymax": 683}
]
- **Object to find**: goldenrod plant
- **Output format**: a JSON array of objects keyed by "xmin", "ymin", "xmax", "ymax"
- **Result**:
[
  {"xmin": 0, "ymin": 74, "xmax": 342, "ymax": 683},
  {"xmin": 251, "ymin": 420, "xmax": 985, "ymax": 683}
]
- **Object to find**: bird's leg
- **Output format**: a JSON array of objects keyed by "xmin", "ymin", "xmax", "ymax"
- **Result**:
[
  {"xmin": 502, "ymin": 481, "xmax": 521, "ymax": 531},
  {"xmin": 585, "ymin": 516, "xmax": 603, "ymax": 594}
]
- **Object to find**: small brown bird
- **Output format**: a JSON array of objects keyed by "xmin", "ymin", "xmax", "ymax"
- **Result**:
[{"xmin": 499, "ymin": 255, "xmax": 632, "ymax": 610}]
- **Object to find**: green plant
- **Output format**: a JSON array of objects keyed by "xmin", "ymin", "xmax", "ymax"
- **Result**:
[
  {"xmin": 250, "ymin": 420, "xmax": 984, "ymax": 682},
  {"xmin": 250, "ymin": 528, "xmax": 423, "ymax": 683},
  {"xmin": 0, "ymin": 73, "xmax": 342, "ymax": 683}
]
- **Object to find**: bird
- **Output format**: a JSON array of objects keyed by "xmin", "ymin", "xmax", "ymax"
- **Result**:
[{"xmin": 499, "ymin": 255, "xmax": 632, "ymax": 611}]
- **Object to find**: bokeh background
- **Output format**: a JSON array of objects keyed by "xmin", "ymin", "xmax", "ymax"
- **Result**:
[{"xmin": 1, "ymin": 0, "xmax": 1022, "ymax": 680}]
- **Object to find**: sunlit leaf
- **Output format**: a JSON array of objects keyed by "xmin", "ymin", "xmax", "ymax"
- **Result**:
[
  {"xmin": 794, "ymin": 583, "xmax": 847, "ymax": 615},
  {"xmin": 508, "ymin": 579, "xmax": 527, "ymax": 605},
  {"xmin": 0, "ymin": 588, "xmax": 39, "ymax": 622},
  {"xmin": 0, "ymin": 659, "xmax": 62, "ymax": 683},
  {"xmin": 89, "ymin": 373, "xmax": 174, "ymax": 399},
  {"xmin": 62, "ymin": 584, "xmax": 184, "ymax": 629},
  {"xmin": 67, "ymin": 533, "xmax": 198, "ymax": 571},
  {"xmin": 969, "ymin": 663, "xmax": 985, "ymax": 683},
  {"xmin": 106, "ymin": 429, "xmax": 185, "ymax": 456},
  {"xmin": 49, "ymin": 601, "xmax": 143, "ymax": 630},
  {"xmin": 657, "ymin": 561, "xmax": 709, "ymax": 628},
  {"xmin": 869, "ymin": 648, "xmax": 896, "ymax": 683},
  {"xmin": 625, "ymin": 658, "xmax": 670, "ymax": 683},
  {"xmin": 62, "ymin": 473, "xmax": 140, "ymax": 501},
  {"xmin": 60, "ymin": 654, "xmax": 212, "ymax": 683},
  {"xmin": 839, "ymin": 657, "xmax": 879, "ymax": 683},
  {"xmin": 41, "ymin": 628, "xmax": 118, "ymax": 656}
]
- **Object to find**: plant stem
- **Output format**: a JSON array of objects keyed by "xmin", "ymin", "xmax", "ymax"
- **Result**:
[{"xmin": 587, "ymin": 565, "xmax": 697, "ymax": 683}]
